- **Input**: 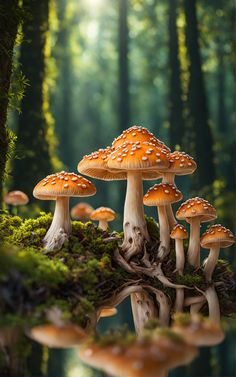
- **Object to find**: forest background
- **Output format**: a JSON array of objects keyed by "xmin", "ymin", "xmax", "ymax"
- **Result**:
[{"xmin": 0, "ymin": 0, "xmax": 235, "ymax": 376}]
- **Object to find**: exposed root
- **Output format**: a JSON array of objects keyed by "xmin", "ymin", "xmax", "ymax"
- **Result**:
[
  {"xmin": 44, "ymin": 228, "xmax": 69, "ymax": 251},
  {"xmin": 144, "ymin": 286, "xmax": 171, "ymax": 327},
  {"xmin": 122, "ymin": 223, "xmax": 150, "ymax": 261},
  {"xmin": 113, "ymin": 248, "xmax": 135, "ymax": 274},
  {"xmin": 131, "ymin": 289, "xmax": 157, "ymax": 334},
  {"xmin": 184, "ymin": 296, "xmax": 206, "ymax": 307}
]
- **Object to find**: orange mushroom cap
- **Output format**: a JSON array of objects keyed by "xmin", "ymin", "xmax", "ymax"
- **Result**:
[
  {"xmin": 90, "ymin": 207, "xmax": 116, "ymax": 222},
  {"xmin": 99, "ymin": 308, "xmax": 118, "ymax": 318},
  {"xmin": 168, "ymin": 151, "xmax": 197, "ymax": 175},
  {"xmin": 176, "ymin": 197, "xmax": 217, "ymax": 223},
  {"xmin": 200, "ymin": 224, "xmax": 235, "ymax": 249},
  {"xmin": 143, "ymin": 183, "xmax": 183, "ymax": 206},
  {"xmin": 33, "ymin": 171, "xmax": 96, "ymax": 200},
  {"xmin": 107, "ymin": 141, "xmax": 169, "ymax": 178},
  {"xmin": 4, "ymin": 191, "xmax": 29, "ymax": 206},
  {"xmin": 170, "ymin": 224, "xmax": 188, "ymax": 240},
  {"xmin": 71, "ymin": 202, "xmax": 94, "ymax": 220},
  {"xmin": 112, "ymin": 125, "xmax": 171, "ymax": 153}
]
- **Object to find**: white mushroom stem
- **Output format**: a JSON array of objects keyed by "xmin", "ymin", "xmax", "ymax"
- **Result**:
[
  {"xmin": 190, "ymin": 301, "xmax": 205, "ymax": 315},
  {"xmin": 157, "ymin": 205, "xmax": 170, "ymax": 256},
  {"xmin": 162, "ymin": 173, "xmax": 177, "ymax": 230},
  {"xmin": 174, "ymin": 289, "xmax": 184, "ymax": 313},
  {"xmin": 175, "ymin": 239, "xmax": 185, "ymax": 274},
  {"xmin": 204, "ymin": 246, "xmax": 220, "ymax": 282},
  {"xmin": 98, "ymin": 220, "xmax": 108, "ymax": 231},
  {"xmin": 122, "ymin": 171, "xmax": 150, "ymax": 260},
  {"xmin": 131, "ymin": 290, "xmax": 157, "ymax": 334},
  {"xmin": 187, "ymin": 217, "xmax": 201, "ymax": 268},
  {"xmin": 184, "ymin": 295, "xmax": 206, "ymax": 307},
  {"xmin": 44, "ymin": 196, "xmax": 71, "ymax": 250},
  {"xmin": 196, "ymin": 286, "xmax": 221, "ymax": 324}
]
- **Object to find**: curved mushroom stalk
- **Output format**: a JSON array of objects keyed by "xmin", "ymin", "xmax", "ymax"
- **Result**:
[
  {"xmin": 184, "ymin": 295, "xmax": 206, "ymax": 307},
  {"xmin": 131, "ymin": 290, "xmax": 157, "ymax": 334},
  {"xmin": 44, "ymin": 197, "xmax": 71, "ymax": 250},
  {"xmin": 188, "ymin": 218, "xmax": 201, "ymax": 268},
  {"xmin": 166, "ymin": 205, "xmax": 177, "ymax": 231},
  {"xmin": 196, "ymin": 286, "xmax": 221, "ymax": 324},
  {"xmin": 204, "ymin": 246, "xmax": 220, "ymax": 282},
  {"xmin": 190, "ymin": 301, "xmax": 205, "ymax": 315},
  {"xmin": 122, "ymin": 172, "xmax": 150, "ymax": 260}
]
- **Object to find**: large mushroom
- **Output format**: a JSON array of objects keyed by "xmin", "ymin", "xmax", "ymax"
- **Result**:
[
  {"xmin": 90, "ymin": 207, "xmax": 116, "ymax": 231},
  {"xmin": 200, "ymin": 224, "xmax": 235, "ymax": 281},
  {"xmin": 161, "ymin": 151, "xmax": 197, "ymax": 230},
  {"xmin": 143, "ymin": 183, "xmax": 183, "ymax": 258},
  {"xmin": 176, "ymin": 197, "xmax": 217, "ymax": 268},
  {"xmin": 4, "ymin": 190, "xmax": 29, "ymax": 214},
  {"xmin": 33, "ymin": 171, "xmax": 96, "ymax": 250},
  {"xmin": 78, "ymin": 139, "xmax": 169, "ymax": 260},
  {"xmin": 71, "ymin": 202, "xmax": 94, "ymax": 221}
]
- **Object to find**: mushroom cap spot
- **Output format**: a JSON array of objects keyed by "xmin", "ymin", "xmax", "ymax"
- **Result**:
[
  {"xmin": 166, "ymin": 151, "xmax": 197, "ymax": 176},
  {"xmin": 176, "ymin": 197, "xmax": 217, "ymax": 223},
  {"xmin": 33, "ymin": 171, "xmax": 96, "ymax": 200},
  {"xmin": 71, "ymin": 202, "xmax": 94, "ymax": 220},
  {"xmin": 4, "ymin": 190, "xmax": 29, "ymax": 206},
  {"xmin": 143, "ymin": 183, "xmax": 183, "ymax": 206},
  {"xmin": 112, "ymin": 125, "xmax": 170, "ymax": 152},
  {"xmin": 108, "ymin": 141, "xmax": 170, "ymax": 177},
  {"xmin": 29, "ymin": 324, "xmax": 87, "ymax": 348},
  {"xmin": 170, "ymin": 224, "xmax": 188, "ymax": 240},
  {"xmin": 90, "ymin": 207, "xmax": 116, "ymax": 222},
  {"xmin": 200, "ymin": 224, "xmax": 235, "ymax": 248}
]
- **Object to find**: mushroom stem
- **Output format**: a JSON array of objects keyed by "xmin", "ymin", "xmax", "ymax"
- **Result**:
[
  {"xmin": 162, "ymin": 172, "xmax": 175, "ymax": 184},
  {"xmin": 162, "ymin": 173, "xmax": 177, "ymax": 230},
  {"xmin": 188, "ymin": 218, "xmax": 201, "ymax": 268},
  {"xmin": 98, "ymin": 220, "xmax": 108, "ymax": 231},
  {"xmin": 204, "ymin": 286, "xmax": 221, "ymax": 324},
  {"xmin": 175, "ymin": 239, "xmax": 185, "ymax": 274},
  {"xmin": 157, "ymin": 206, "xmax": 170, "ymax": 256},
  {"xmin": 174, "ymin": 289, "xmax": 184, "ymax": 313},
  {"xmin": 190, "ymin": 301, "xmax": 205, "ymax": 315},
  {"xmin": 131, "ymin": 290, "xmax": 157, "ymax": 334},
  {"xmin": 153, "ymin": 289, "xmax": 171, "ymax": 327},
  {"xmin": 122, "ymin": 171, "xmax": 150, "ymax": 260},
  {"xmin": 44, "ymin": 196, "xmax": 71, "ymax": 249},
  {"xmin": 204, "ymin": 246, "xmax": 220, "ymax": 282}
]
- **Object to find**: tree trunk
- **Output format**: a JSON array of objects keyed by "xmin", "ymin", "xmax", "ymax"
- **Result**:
[
  {"xmin": 168, "ymin": 0, "xmax": 185, "ymax": 149},
  {"xmin": 0, "ymin": 0, "xmax": 20, "ymax": 207},
  {"xmin": 12, "ymin": 0, "xmax": 52, "ymax": 200},
  {"xmin": 184, "ymin": 0, "xmax": 215, "ymax": 188},
  {"xmin": 216, "ymin": 40, "xmax": 226, "ymax": 134}
]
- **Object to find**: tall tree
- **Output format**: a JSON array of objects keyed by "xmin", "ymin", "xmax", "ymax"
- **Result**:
[
  {"xmin": 118, "ymin": 0, "xmax": 129, "ymax": 133},
  {"xmin": 168, "ymin": 0, "xmax": 185, "ymax": 149},
  {"xmin": 12, "ymin": 0, "xmax": 54, "ymax": 199},
  {"xmin": 184, "ymin": 0, "xmax": 215, "ymax": 188},
  {"xmin": 0, "ymin": 0, "xmax": 20, "ymax": 206}
]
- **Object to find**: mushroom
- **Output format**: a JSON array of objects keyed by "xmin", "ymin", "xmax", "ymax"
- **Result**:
[
  {"xmin": 172, "ymin": 313, "xmax": 224, "ymax": 346},
  {"xmin": 170, "ymin": 224, "xmax": 188, "ymax": 274},
  {"xmin": 161, "ymin": 151, "xmax": 197, "ymax": 230},
  {"xmin": 79, "ymin": 139, "xmax": 169, "ymax": 260},
  {"xmin": 98, "ymin": 307, "xmax": 117, "ymax": 318},
  {"xmin": 176, "ymin": 197, "xmax": 217, "ymax": 268},
  {"xmin": 70, "ymin": 202, "xmax": 94, "ymax": 222},
  {"xmin": 33, "ymin": 171, "xmax": 96, "ymax": 250},
  {"xmin": 143, "ymin": 183, "xmax": 183, "ymax": 258},
  {"xmin": 90, "ymin": 207, "xmax": 116, "ymax": 231},
  {"xmin": 79, "ymin": 328, "xmax": 197, "ymax": 377},
  {"xmin": 4, "ymin": 190, "xmax": 29, "ymax": 214},
  {"xmin": 28, "ymin": 323, "xmax": 87, "ymax": 348},
  {"xmin": 200, "ymin": 224, "xmax": 235, "ymax": 281}
]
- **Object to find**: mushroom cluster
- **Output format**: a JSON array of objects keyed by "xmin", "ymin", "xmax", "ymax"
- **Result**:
[{"xmin": 29, "ymin": 125, "xmax": 235, "ymax": 375}]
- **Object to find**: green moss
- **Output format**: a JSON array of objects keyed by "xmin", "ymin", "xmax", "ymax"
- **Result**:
[{"xmin": 145, "ymin": 215, "xmax": 159, "ymax": 240}]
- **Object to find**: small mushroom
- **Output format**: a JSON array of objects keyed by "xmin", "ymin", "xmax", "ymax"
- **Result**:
[
  {"xmin": 70, "ymin": 202, "xmax": 94, "ymax": 221},
  {"xmin": 176, "ymin": 197, "xmax": 217, "ymax": 268},
  {"xmin": 33, "ymin": 171, "xmax": 96, "ymax": 250},
  {"xmin": 90, "ymin": 207, "xmax": 116, "ymax": 231},
  {"xmin": 170, "ymin": 224, "xmax": 188, "ymax": 274},
  {"xmin": 4, "ymin": 190, "xmax": 29, "ymax": 214},
  {"xmin": 143, "ymin": 183, "xmax": 183, "ymax": 258},
  {"xmin": 200, "ymin": 224, "xmax": 235, "ymax": 281},
  {"xmin": 172, "ymin": 313, "xmax": 224, "ymax": 346},
  {"xmin": 28, "ymin": 323, "xmax": 87, "ymax": 348},
  {"xmin": 98, "ymin": 307, "xmax": 117, "ymax": 319}
]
